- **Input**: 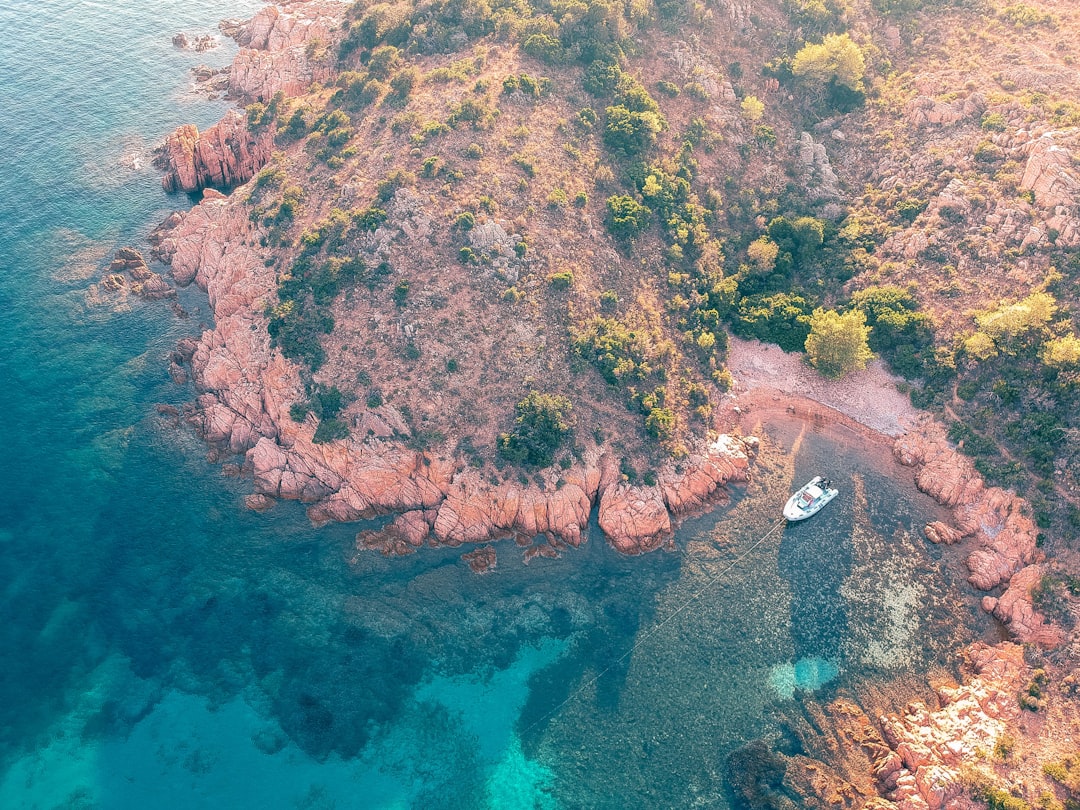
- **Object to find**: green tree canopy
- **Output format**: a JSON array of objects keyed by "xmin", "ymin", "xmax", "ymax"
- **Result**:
[
  {"xmin": 791, "ymin": 33, "xmax": 866, "ymax": 90},
  {"xmin": 848, "ymin": 285, "xmax": 934, "ymax": 378},
  {"xmin": 605, "ymin": 194, "xmax": 651, "ymax": 240},
  {"xmin": 497, "ymin": 391, "xmax": 575, "ymax": 468},
  {"xmin": 805, "ymin": 307, "xmax": 873, "ymax": 377},
  {"xmin": 1041, "ymin": 334, "xmax": 1080, "ymax": 368}
]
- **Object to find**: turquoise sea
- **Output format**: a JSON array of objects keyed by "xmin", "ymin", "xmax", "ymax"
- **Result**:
[{"xmin": 0, "ymin": 2, "xmax": 990, "ymax": 807}]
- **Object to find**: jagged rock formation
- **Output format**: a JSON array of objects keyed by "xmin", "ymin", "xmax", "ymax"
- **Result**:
[
  {"xmin": 982, "ymin": 564, "xmax": 1068, "ymax": 648},
  {"xmin": 225, "ymin": 1, "xmax": 346, "ymax": 101},
  {"xmin": 892, "ymin": 419, "xmax": 1069, "ymax": 651},
  {"xmin": 798, "ymin": 131, "xmax": 842, "ymax": 200},
  {"xmin": 99, "ymin": 246, "xmax": 174, "ymax": 300},
  {"xmin": 852, "ymin": 642, "xmax": 1027, "ymax": 810},
  {"xmin": 172, "ymin": 32, "xmax": 217, "ymax": 52},
  {"xmin": 156, "ymin": 110, "xmax": 274, "ymax": 193},
  {"xmin": 905, "ymin": 93, "xmax": 986, "ymax": 129}
]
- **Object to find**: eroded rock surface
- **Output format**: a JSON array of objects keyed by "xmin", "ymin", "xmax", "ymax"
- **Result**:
[
  {"xmin": 226, "ymin": 2, "xmax": 347, "ymax": 101},
  {"xmin": 983, "ymin": 564, "xmax": 1068, "ymax": 647},
  {"xmin": 877, "ymin": 643, "xmax": 1028, "ymax": 810},
  {"xmin": 156, "ymin": 110, "xmax": 274, "ymax": 193},
  {"xmin": 894, "ymin": 420, "xmax": 1039, "ymax": 593}
]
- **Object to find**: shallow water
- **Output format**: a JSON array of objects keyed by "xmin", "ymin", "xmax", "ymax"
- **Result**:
[{"xmin": 0, "ymin": 3, "xmax": 989, "ymax": 807}]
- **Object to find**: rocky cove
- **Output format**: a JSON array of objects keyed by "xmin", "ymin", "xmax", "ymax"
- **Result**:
[{"xmin": 105, "ymin": 1, "xmax": 1080, "ymax": 807}]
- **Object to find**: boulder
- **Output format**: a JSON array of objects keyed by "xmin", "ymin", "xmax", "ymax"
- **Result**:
[{"xmin": 988, "ymin": 564, "xmax": 1067, "ymax": 647}]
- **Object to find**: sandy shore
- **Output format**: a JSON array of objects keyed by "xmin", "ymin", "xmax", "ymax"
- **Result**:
[{"xmin": 719, "ymin": 336, "xmax": 920, "ymax": 438}]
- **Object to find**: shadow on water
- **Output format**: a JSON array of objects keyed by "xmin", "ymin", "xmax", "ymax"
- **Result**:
[
  {"xmin": 778, "ymin": 489, "xmax": 854, "ymax": 666},
  {"xmin": 517, "ymin": 515, "xmax": 683, "ymax": 746}
]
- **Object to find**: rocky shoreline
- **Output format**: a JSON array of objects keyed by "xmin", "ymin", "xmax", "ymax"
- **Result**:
[{"xmin": 137, "ymin": 3, "xmax": 1075, "ymax": 808}]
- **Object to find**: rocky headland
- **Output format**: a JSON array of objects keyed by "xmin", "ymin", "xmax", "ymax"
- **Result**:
[{"xmin": 143, "ymin": 0, "xmax": 1080, "ymax": 807}]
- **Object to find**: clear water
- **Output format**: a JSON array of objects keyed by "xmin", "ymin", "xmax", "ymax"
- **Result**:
[{"xmin": 0, "ymin": 3, "xmax": 987, "ymax": 807}]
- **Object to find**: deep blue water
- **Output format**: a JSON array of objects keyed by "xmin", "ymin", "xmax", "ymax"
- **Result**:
[{"xmin": 0, "ymin": 3, "xmax": 988, "ymax": 808}]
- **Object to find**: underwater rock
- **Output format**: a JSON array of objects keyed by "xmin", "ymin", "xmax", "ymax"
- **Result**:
[
  {"xmin": 923, "ymin": 521, "xmax": 964, "ymax": 545},
  {"xmin": 108, "ymin": 246, "xmax": 149, "ymax": 276},
  {"xmin": 356, "ymin": 510, "xmax": 435, "ymax": 555},
  {"xmin": 461, "ymin": 546, "xmax": 497, "ymax": 574},
  {"xmin": 244, "ymin": 493, "xmax": 274, "ymax": 512}
]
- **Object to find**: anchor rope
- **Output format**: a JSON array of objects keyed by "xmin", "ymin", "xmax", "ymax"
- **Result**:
[{"xmin": 522, "ymin": 516, "xmax": 789, "ymax": 736}]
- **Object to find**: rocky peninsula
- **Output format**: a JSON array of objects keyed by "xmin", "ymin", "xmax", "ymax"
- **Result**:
[{"xmin": 132, "ymin": 0, "xmax": 1080, "ymax": 806}]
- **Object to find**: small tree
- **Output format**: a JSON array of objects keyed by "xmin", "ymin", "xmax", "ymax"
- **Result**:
[
  {"xmin": 805, "ymin": 308, "xmax": 873, "ymax": 378},
  {"xmin": 498, "ymin": 392, "xmax": 574, "ymax": 467},
  {"xmin": 740, "ymin": 95, "xmax": 765, "ymax": 121},
  {"xmin": 746, "ymin": 237, "xmax": 779, "ymax": 274},
  {"xmin": 791, "ymin": 33, "xmax": 866, "ymax": 91},
  {"xmin": 605, "ymin": 195, "xmax": 651, "ymax": 241}
]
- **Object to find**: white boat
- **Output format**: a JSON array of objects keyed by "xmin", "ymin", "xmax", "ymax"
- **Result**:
[{"xmin": 783, "ymin": 476, "xmax": 838, "ymax": 521}]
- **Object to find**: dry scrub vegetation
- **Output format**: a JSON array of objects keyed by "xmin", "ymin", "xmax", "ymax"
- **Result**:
[{"xmin": 244, "ymin": 0, "xmax": 1080, "ymax": 541}]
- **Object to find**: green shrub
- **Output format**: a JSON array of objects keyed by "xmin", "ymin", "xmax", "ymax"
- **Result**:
[
  {"xmin": 522, "ymin": 33, "xmax": 564, "ymax": 65},
  {"xmin": 497, "ymin": 391, "xmax": 574, "ymax": 467},
  {"xmin": 999, "ymin": 3, "xmax": 1057, "ymax": 28},
  {"xmin": 547, "ymin": 187, "xmax": 569, "ymax": 208},
  {"xmin": 353, "ymin": 207, "xmax": 387, "ymax": 232},
  {"xmin": 645, "ymin": 406, "xmax": 676, "ymax": 440},
  {"xmin": 895, "ymin": 198, "xmax": 928, "ymax": 223},
  {"xmin": 731, "ymin": 292, "xmax": 813, "ymax": 352},
  {"xmin": 603, "ymin": 105, "xmax": 665, "ymax": 155},
  {"xmin": 389, "ymin": 67, "xmax": 419, "ymax": 100},
  {"xmin": 313, "ymin": 417, "xmax": 350, "ymax": 444},
  {"xmin": 290, "ymin": 402, "xmax": 309, "ymax": 423},
  {"xmin": 975, "ymin": 140, "xmax": 1005, "ymax": 163},
  {"xmin": 548, "ymin": 271, "xmax": 574, "ymax": 289},
  {"xmin": 682, "ymin": 81, "xmax": 709, "ymax": 101},
  {"xmin": 572, "ymin": 315, "xmax": 666, "ymax": 384},
  {"xmin": 605, "ymin": 195, "xmax": 651, "ymax": 240}
]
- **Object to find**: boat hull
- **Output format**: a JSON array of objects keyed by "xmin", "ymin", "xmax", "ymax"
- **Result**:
[{"xmin": 784, "ymin": 476, "xmax": 839, "ymax": 521}]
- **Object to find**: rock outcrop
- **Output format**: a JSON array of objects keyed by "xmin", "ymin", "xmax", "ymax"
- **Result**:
[
  {"xmin": 894, "ymin": 420, "xmax": 1039, "ymax": 593},
  {"xmin": 905, "ymin": 92, "xmax": 986, "ymax": 128},
  {"xmin": 982, "ymin": 564, "xmax": 1068, "ymax": 647},
  {"xmin": 101, "ymin": 246, "xmax": 174, "ymax": 299},
  {"xmin": 172, "ymin": 32, "xmax": 217, "ymax": 51},
  {"xmin": 798, "ymin": 131, "xmax": 842, "ymax": 200},
  {"xmin": 157, "ymin": 188, "xmax": 756, "ymax": 560},
  {"xmin": 156, "ymin": 110, "xmax": 273, "ymax": 193},
  {"xmin": 876, "ymin": 642, "xmax": 1028, "ymax": 810},
  {"xmin": 225, "ymin": 2, "xmax": 347, "ymax": 101},
  {"xmin": 1020, "ymin": 130, "xmax": 1080, "ymax": 210}
]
